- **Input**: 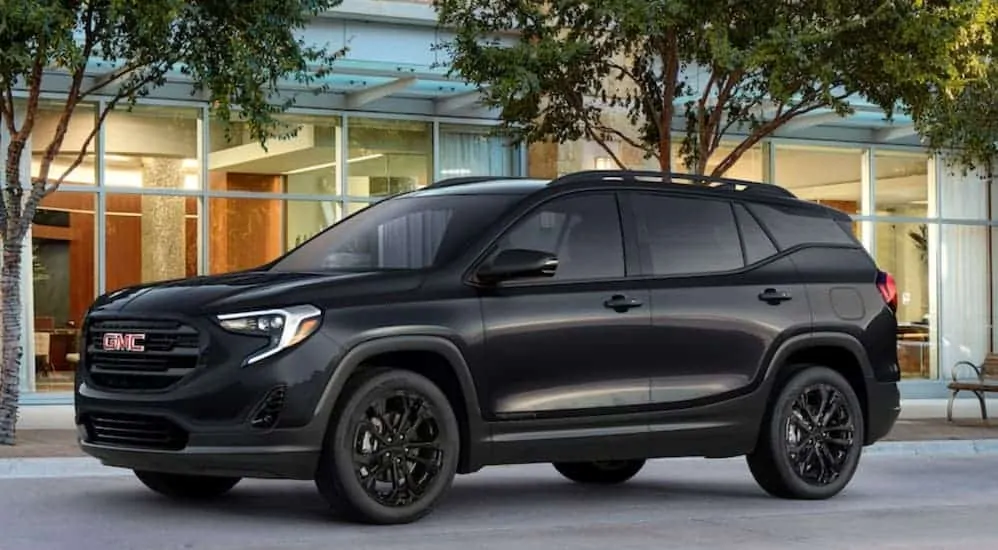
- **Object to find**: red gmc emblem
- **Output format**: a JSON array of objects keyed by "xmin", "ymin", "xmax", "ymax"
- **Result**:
[{"xmin": 102, "ymin": 333, "xmax": 146, "ymax": 352}]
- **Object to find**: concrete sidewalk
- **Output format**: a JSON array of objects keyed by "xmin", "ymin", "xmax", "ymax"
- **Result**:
[{"xmin": 3, "ymin": 398, "xmax": 997, "ymax": 459}]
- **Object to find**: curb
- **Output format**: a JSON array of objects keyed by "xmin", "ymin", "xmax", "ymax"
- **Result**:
[{"xmin": 864, "ymin": 438, "xmax": 998, "ymax": 456}]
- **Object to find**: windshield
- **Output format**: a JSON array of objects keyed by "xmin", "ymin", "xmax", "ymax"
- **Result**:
[{"xmin": 269, "ymin": 193, "xmax": 522, "ymax": 272}]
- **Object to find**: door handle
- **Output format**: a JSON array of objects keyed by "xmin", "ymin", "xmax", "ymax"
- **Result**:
[
  {"xmin": 758, "ymin": 288, "xmax": 792, "ymax": 304},
  {"xmin": 604, "ymin": 294, "xmax": 643, "ymax": 312}
]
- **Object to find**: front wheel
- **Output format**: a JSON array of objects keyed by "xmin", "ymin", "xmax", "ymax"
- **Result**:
[
  {"xmin": 747, "ymin": 365, "xmax": 865, "ymax": 500},
  {"xmin": 134, "ymin": 471, "xmax": 240, "ymax": 500},
  {"xmin": 553, "ymin": 459, "xmax": 646, "ymax": 484},
  {"xmin": 314, "ymin": 368, "xmax": 460, "ymax": 525}
]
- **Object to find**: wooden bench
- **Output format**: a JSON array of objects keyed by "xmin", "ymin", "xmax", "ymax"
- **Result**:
[{"xmin": 947, "ymin": 354, "xmax": 998, "ymax": 422}]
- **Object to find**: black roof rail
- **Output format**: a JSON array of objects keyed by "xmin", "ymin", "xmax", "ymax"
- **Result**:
[
  {"xmin": 424, "ymin": 176, "xmax": 530, "ymax": 189},
  {"xmin": 549, "ymin": 170, "xmax": 796, "ymax": 199}
]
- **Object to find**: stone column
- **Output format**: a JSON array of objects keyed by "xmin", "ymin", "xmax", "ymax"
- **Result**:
[{"xmin": 140, "ymin": 157, "xmax": 186, "ymax": 282}]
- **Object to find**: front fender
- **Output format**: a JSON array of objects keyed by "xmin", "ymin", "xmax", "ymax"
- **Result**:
[{"xmin": 310, "ymin": 334, "xmax": 488, "ymax": 472}]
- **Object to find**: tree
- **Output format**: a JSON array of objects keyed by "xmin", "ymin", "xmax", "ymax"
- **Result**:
[
  {"xmin": 432, "ymin": 0, "xmax": 992, "ymax": 178},
  {"xmin": 910, "ymin": 8, "xmax": 998, "ymax": 184},
  {"xmin": 0, "ymin": 0, "xmax": 346, "ymax": 444}
]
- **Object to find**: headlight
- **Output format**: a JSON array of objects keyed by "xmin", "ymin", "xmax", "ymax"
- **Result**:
[{"xmin": 215, "ymin": 304, "xmax": 323, "ymax": 365}]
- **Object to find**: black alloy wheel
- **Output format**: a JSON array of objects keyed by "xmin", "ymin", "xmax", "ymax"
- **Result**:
[
  {"xmin": 315, "ymin": 368, "xmax": 460, "ymax": 524},
  {"xmin": 553, "ymin": 459, "xmax": 646, "ymax": 484},
  {"xmin": 747, "ymin": 365, "xmax": 865, "ymax": 500},
  {"xmin": 784, "ymin": 383, "xmax": 857, "ymax": 486}
]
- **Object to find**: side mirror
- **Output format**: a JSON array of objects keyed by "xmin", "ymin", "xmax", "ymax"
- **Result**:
[{"xmin": 477, "ymin": 248, "xmax": 558, "ymax": 283}]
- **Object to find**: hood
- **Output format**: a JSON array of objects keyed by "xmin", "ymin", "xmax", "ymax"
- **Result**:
[{"xmin": 88, "ymin": 269, "xmax": 425, "ymax": 317}]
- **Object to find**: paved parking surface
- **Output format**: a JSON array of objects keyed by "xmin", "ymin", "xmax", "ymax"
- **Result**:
[{"xmin": 1, "ymin": 452, "xmax": 995, "ymax": 550}]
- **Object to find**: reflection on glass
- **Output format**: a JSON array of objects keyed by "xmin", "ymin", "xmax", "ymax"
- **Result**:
[
  {"xmin": 876, "ymin": 221, "xmax": 933, "ymax": 379},
  {"xmin": 103, "ymin": 105, "xmax": 202, "ymax": 189},
  {"xmin": 439, "ymin": 124, "xmax": 516, "ymax": 177},
  {"xmin": 30, "ymin": 191, "xmax": 96, "ymax": 392},
  {"xmin": 874, "ymin": 151, "xmax": 928, "ymax": 219},
  {"xmin": 208, "ymin": 114, "xmax": 342, "ymax": 193},
  {"xmin": 774, "ymin": 145, "xmax": 863, "ymax": 215},
  {"xmin": 208, "ymin": 197, "xmax": 283, "ymax": 274},
  {"xmin": 105, "ymin": 194, "xmax": 200, "ymax": 291},
  {"xmin": 31, "ymin": 101, "xmax": 96, "ymax": 186},
  {"xmin": 671, "ymin": 142, "xmax": 765, "ymax": 182},
  {"xmin": 347, "ymin": 118, "xmax": 432, "ymax": 198}
]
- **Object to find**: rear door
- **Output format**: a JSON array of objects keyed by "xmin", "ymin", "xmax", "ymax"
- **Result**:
[{"xmin": 619, "ymin": 191, "xmax": 812, "ymax": 408}]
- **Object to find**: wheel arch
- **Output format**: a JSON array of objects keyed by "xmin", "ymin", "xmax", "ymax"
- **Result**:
[
  {"xmin": 312, "ymin": 335, "xmax": 488, "ymax": 474},
  {"xmin": 763, "ymin": 332, "xmax": 874, "ymax": 445}
]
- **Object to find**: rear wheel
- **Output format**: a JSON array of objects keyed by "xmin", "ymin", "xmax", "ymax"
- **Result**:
[
  {"xmin": 314, "ymin": 368, "xmax": 460, "ymax": 524},
  {"xmin": 747, "ymin": 365, "xmax": 864, "ymax": 500},
  {"xmin": 134, "ymin": 471, "xmax": 240, "ymax": 500},
  {"xmin": 553, "ymin": 459, "xmax": 646, "ymax": 484}
]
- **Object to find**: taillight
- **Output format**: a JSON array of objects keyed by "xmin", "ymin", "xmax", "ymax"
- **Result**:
[{"xmin": 877, "ymin": 270, "xmax": 897, "ymax": 313}]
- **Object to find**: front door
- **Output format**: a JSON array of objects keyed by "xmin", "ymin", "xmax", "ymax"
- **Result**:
[{"xmin": 477, "ymin": 191, "xmax": 654, "ymax": 419}]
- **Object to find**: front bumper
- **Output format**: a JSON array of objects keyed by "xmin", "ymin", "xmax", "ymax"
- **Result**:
[
  {"xmin": 865, "ymin": 378, "xmax": 901, "ymax": 445},
  {"xmin": 75, "ymin": 314, "xmax": 345, "ymax": 480}
]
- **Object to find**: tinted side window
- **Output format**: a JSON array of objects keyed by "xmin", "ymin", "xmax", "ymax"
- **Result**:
[
  {"xmin": 733, "ymin": 204, "xmax": 779, "ymax": 264},
  {"xmin": 631, "ymin": 193, "xmax": 743, "ymax": 276},
  {"xmin": 493, "ymin": 192, "xmax": 625, "ymax": 281},
  {"xmin": 747, "ymin": 202, "xmax": 855, "ymax": 250}
]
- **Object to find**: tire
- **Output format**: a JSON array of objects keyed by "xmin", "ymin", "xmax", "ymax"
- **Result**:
[
  {"xmin": 747, "ymin": 364, "xmax": 865, "ymax": 500},
  {"xmin": 553, "ymin": 459, "xmax": 646, "ymax": 484},
  {"xmin": 134, "ymin": 470, "xmax": 240, "ymax": 500},
  {"xmin": 314, "ymin": 368, "xmax": 460, "ymax": 525}
]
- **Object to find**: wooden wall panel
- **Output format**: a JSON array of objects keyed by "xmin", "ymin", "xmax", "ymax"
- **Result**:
[{"xmin": 209, "ymin": 173, "xmax": 284, "ymax": 274}]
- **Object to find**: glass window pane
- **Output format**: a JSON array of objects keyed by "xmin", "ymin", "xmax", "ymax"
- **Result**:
[
  {"xmin": 31, "ymin": 101, "xmax": 96, "ymax": 186},
  {"xmin": 733, "ymin": 204, "xmax": 778, "ymax": 265},
  {"xmin": 774, "ymin": 145, "xmax": 862, "ymax": 215},
  {"xmin": 631, "ymin": 193, "xmax": 743, "ymax": 276},
  {"xmin": 287, "ymin": 199, "xmax": 341, "ymax": 249},
  {"xmin": 347, "ymin": 117, "xmax": 432, "ymax": 198},
  {"xmin": 672, "ymin": 142, "xmax": 766, "ymax": 182},
  {"xmin": 104, "ymin": 105, "xmax": 201, "ymax": 189},
  {"xmin": 876, "ymin": 221, "xmax": 934, "ymax": 379},
  {"xmin": 30, "ymin": 191, "xmax": 94, "ymax": 392},
  {"xmin": 208, "ymin": 114, "xmax": 342, "ymax": 193},
  {"xmin": 209, "ymin": 197, "xmax": 284, "ymax": 274},
  {"xmin": 491, "ymin": 192, "xmax": 625, "ymax": 281},
  {"xmin": 105, "ymin": 193, "xmax": 200, "ymax": 291},
  {"xmin": 347, "ymin": 202, "xmax": 372, "ymax": 215},
  {"xmin": 875, "ymin": 151, "xmax": 929, "ymax": 219},
  {"xmin": 439, "ymin": 124, "xmax": 516, "ymax": 177},
  {"xmin": 938, "ymin": 156, "xmax": 987, "ymax": 221},
  {"xmin": 940, "ymin": 223, "xmax": 989, "ymax": 381},
  {"xmin": 274, "ymin": 194, "xmax": 521, "ymax": 272}
]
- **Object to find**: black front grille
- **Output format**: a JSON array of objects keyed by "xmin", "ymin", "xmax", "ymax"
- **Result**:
[
  {"xmin": 82, "ymin": 412, "xmax": 189, "ymax": 450},
  {"xmin": 85, "ymin": 319, "xmax": 202, "ymax": 391}
]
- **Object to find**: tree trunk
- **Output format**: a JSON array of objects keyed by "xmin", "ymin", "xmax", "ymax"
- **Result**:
[{"xmin": 0, "ymin": 239, "xmax": 23, "ymax": 445}]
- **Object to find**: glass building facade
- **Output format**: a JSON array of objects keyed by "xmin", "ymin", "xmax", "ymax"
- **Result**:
[
  {"xmin": 12, "ymin": 102, "xmax": 520, "ymax": 399},
  {"xmin": 3, "ymin": 0, "xmax": 996, "ymax": 403}
]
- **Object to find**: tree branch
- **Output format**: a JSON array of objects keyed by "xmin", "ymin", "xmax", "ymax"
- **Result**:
[
  {"xmin": 585, "ymin": 126, "xmax": 626, "ymax": 170},
  {"xmin": 608, "ymin": 61, "xmax": 662, "ymax": 136},
  {"xmin": 0, "ymin": 82, "xmax": 15, "ymax": 136},
  {"xmin": 711, "ymin": 101, "xmax": 825, "ymax": 177},
  {"xmin": 32, "ymin": 4, "xmax": 98, "ymax": 188},
  {"xmin": 78, "ymin": 62, "xmax": 145, "ymax": 99},
  {"xmin": 658, "ymin": 31, "xmax": 680, "ymax": 175}
]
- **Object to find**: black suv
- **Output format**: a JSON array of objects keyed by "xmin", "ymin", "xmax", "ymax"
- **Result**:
[{"xmin": 75, "ymin": 170, "xmax": 901, "ymax": 524}]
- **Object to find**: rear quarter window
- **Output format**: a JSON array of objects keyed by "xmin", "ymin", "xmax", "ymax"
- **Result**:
[{"xmin": 746, "ymin": 202, "xmax": 857, "ymax": 250}]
